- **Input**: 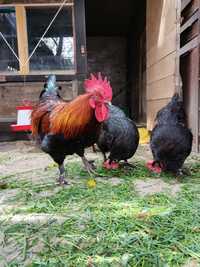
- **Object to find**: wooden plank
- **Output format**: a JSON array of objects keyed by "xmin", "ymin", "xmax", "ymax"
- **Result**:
[
  {"xmin": 181, "ymin": 20, "xmax": 198, "ymax": 45},
  {"xmin": 0, "ymin": 118, "xmax": 16, "ymax": 122},
  {"xmin": 180, "ymin": 10, "xmax": 198, "ymax": 33},
  {"xmin": 0, "ymin": 74, "xmax": 86, "ymax": 83},
  {"xmin": 147, "ymin": 98, "xmax": 171, "ymax": 130},
  {"xmin": 147, "ymin": 0, "xmax": 177, "ymax": 50},
  {"xmin": 147, "ymin": 51, "xmax": 176, "ymax": 84},
  {"xmin": 15, "ymin": 6, "xmax": 29, "ymax": 75},
  {"xmin": 146, "ymin": 0, "xmax": 178, "ymax": 130},
  {"xmin": 74, "ymin": 0, "xmax": 87, "ymax": 75},
  {"xmin": 147, "ymin": 75, "xmax": 175, "ymax": 101},
  {"xmin": 147, "ymin": 28, "xmax": 176, "ymax": 68},
  {"xmin": 182, "ymin": 0, "xmax": 199, "ymax": 23},
  {"xmin": 181, "ymin": 0, "xmax": 192, "ymax": 11},
  {"xmin": 175, "ymin": 0, "xmax": 182, "ymax": 95},
  {"xmin": 179, "ymin": 35, "xmax": 199, "ymax": 55}
]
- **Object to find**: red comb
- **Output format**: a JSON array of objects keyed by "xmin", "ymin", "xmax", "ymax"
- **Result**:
[{"xmin": 84, "ymin": 73, "xmax": 112, "ymax": 101}]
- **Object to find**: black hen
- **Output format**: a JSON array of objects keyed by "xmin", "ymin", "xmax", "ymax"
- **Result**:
[
  {"xmin": 97, "ymin": 104, "xmax": 139, "ymax": 169},
  {"xmin": 149, "ymin": 93, "xmax": 193, "ymax": 175}
]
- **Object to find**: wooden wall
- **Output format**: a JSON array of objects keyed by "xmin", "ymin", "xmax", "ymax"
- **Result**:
[
  {"xmin": 146, "ymin": 0, "xmax": 179, "ymax": 130},
  {"xmin": 180, "ymin": 0, "xmax": 200, "ymax": 152}
]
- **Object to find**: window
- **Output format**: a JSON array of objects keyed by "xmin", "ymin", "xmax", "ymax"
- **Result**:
[
  {"xmin": 0, "ymin": 7, "xmax": 19, "ymax": 73},
  {"xmin": 0, "ymin": 1, "xmax": 87, "ymax": 78},
  {"xmin": 26, "ymin": 6, "xmax": 74, "ymax": 73}
]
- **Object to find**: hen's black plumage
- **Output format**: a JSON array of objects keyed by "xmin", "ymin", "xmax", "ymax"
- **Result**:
[
  {"xmin": 150, "ymin": 93, "xmax": 193, "ymax": 174},
  {"xmin": 97, "ymin": 105, "xmax": 139, "ymax": 165}
]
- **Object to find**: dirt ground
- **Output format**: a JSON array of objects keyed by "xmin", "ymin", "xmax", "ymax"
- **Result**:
[
  {"xmin": 0, "ymin": 141, "xmax": 200, "ymax": 266},
  {"xmin": 0, "ymin": 140, "xmax": 199, "ymax": 199},
  {"xmin": 0, "ymin": 140, "xmax": 199, "ymax": 178},
  {"xmin": 0, "ymin": 141, "xmax": 151, "ymax": 177}
]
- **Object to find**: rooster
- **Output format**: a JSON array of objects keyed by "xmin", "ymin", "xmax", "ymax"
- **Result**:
[
  {"xmin": 147, "ymin": 93, "xmax": 193, "ymax": 175},
  {"xmin": 97, "ymin": 104, "xmax": 139, "ymax": 169},
  {"xmin": 31, "ymin": 73, "xmax": 112, "ymax": 185}
]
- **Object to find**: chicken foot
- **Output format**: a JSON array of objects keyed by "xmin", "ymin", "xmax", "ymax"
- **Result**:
[{"xmin": 81, "ymin": 156, "xmax": 97, "ymax": 176}]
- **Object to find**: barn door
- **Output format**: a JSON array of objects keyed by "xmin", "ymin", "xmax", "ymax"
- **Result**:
[{"xmin": 146, "ymin": 0, "xmax": 181, "ymax": 130}]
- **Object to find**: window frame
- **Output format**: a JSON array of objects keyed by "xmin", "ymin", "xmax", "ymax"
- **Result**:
[{"xmin": 0, "ymin": 0, "xmax": 87, "ymax": 82}]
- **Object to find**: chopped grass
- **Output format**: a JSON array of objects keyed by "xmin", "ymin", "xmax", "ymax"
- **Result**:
[{"xmin": 0, "ymin": 160, "xmax": 200, "ymax": 266}]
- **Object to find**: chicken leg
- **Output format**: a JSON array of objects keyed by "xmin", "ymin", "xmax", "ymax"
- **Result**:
[{"xmin": 57, "ymin": 163, "xmax": 68, "ymax": 185}]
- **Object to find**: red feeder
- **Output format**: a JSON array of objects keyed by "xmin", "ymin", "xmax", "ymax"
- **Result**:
[{"xmin": 11, "ymin": 101, "xmax": 33, "ymax": 132}]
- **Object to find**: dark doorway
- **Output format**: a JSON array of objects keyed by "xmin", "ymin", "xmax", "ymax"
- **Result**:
[{"xmin": 85, "ymin": 0, "xmax": 146, "ymax": 123}]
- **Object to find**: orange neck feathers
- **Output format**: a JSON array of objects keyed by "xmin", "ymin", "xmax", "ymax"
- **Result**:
[{"xmin": 50, "ymin": 93, "xmax": 96, "ymax": 138}]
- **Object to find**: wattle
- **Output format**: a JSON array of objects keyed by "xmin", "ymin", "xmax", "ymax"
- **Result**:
[{"xmin": 95, "ymin": 104, "xmax": 109, "ymax": 122}]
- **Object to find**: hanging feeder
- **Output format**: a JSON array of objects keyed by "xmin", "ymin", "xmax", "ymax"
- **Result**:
[{"xmin": 11, "ymin": 101, "xmax": 33, "ymax": 132}]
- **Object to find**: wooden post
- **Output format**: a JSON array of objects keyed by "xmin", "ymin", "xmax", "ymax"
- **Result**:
[
  {"xmin": 74, "ymin": 0, "xmax": 87, "ymax": 75},
  {"xmin": 15, "ymin": 5, "xmax": 29, "ymax": 75}
]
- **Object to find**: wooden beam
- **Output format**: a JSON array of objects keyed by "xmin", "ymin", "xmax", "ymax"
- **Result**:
[
  {"xmin": 181, "ymin": 0, "xmax": 192, "ymax": 11},
  {"xmin": 179, "ymin": 36, "xmax": 199, "ymax": 56},
  {"xmin": 0, "ymin": 3, "xmax": 73, "ymax": 6},
  {"xmin": 0, "ymin": 74, "xmax": 86, "ymax": 83},
  {"xmin": 0, "ymin": 0, "xmax": 73, "ymax": 5},
  {"xmin": 74, "ymin": 0, "xmax": 87, "ymax": 75},
  {"xmin": 180, "ymin": 10, "xmax": 199, "ymax": 33},
  {"xmin": 15, "ymin": 6, "xmax": 29, "ymax": 75}
]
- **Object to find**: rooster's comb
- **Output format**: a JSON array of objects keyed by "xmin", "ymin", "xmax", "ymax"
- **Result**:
[{"xmin": 84, "ymin": 73, "xmax": 112, "ymax": 101}]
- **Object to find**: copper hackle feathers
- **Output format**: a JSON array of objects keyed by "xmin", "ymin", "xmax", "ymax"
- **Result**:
[{"xmin": 50, "ymin": 94, "xmax": 95, "ymax": 138}]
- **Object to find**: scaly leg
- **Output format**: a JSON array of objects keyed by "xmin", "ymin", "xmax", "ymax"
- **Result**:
[{"xmin": 57, "ymin": 163, "xmax": 68, "ymax": 185}]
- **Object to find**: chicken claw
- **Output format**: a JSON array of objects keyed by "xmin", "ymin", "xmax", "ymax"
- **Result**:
[
  {"xmin": 81, "ymin": 156, "xmax": 97, "ymax": 175},
  {"xmin": 57, "ymin": 176, "xmax": 69, "ymax": 185}
]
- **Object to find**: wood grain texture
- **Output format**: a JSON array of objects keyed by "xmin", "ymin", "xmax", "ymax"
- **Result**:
[
  {"xmin": 146, "ymin": 0, "xmax": 178, "ymax": 130},
  {"xmin": 15, "ymin": 6, "xmax": 29, "ymax": 75}
]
